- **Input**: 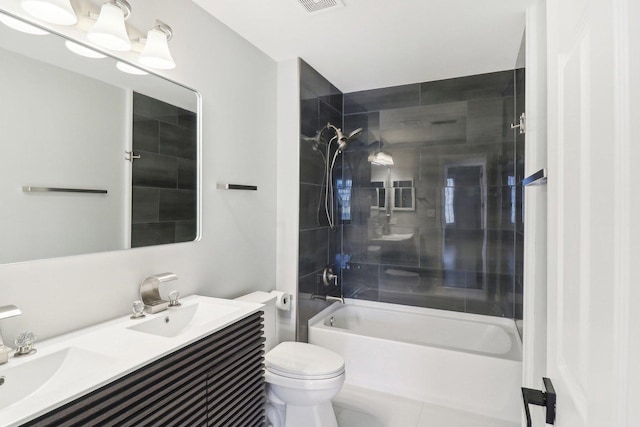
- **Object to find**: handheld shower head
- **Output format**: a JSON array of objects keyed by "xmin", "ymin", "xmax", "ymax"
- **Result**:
[{"xmin": 301, "ymin": 132, "xmax": 323, "ymax": 152}]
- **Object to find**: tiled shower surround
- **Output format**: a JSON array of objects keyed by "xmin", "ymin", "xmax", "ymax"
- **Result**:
[
  {"xmin": 298, "ymin": 60, "xmax": 524, "ymax": 340},
  {"xmin": 341, "ymin": 70, "xmax": 525, "ymax": 320},
  {"xmin": 131, "ymin": 93, "xmax": 197, "ymax": 248},
  {"xmin": 298, "ymin": 60, "xmax": 344, "ymax": 341}
]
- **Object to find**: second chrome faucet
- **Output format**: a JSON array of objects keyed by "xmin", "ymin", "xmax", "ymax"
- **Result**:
[{"xmin": 139, "ymin": 273, "xmax": 178, "ymax": 314}]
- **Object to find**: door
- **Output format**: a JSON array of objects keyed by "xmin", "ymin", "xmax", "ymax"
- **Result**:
[{"xmin": 530, "ymin": 0, "xmax": 639, "ymax": 425}]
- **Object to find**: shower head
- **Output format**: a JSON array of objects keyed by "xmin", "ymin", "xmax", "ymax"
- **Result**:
[
  {"xmin": 348, "ymin": 128, "xmax": 364, "ymax": 140},
  {"xmin": 336, "ymin": 127, "xmax": 364, "ymax": 152}
]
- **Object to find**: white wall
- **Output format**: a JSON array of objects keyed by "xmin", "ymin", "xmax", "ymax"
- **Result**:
[
  {"xmin": 275, "ymin": 58, "xmax": 300, "ymax": 343},
  {"xmin": 0, "ymin": 0, "xmax": 277, "ymax": 343},
  {"xmin": 0, "ymin": 48, "xmax": 127, "ymax": 263},
  {"xmin": 522, "ymin": 0, "xmax": 547, "ymax": 392}
]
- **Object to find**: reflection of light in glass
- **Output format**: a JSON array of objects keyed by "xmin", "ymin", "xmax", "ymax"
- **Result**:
[
  {"xmin": 336, "ymin": 179, "xmax": 353, "ymax": 221},
  {"xmin": 0, "ymin": 13, "xmax": 49, "ymax": 35},
  {"xmin": 65, "ymin": 40, "xmax": 106, "ymax": 59},
  {"xmin": 445, "ymin": 178, "xmax": 455, "ymax": 224},
  {"xmin": 368, "ymin": 151, "xmax": 394, "ymax": 166},
  {"xmin": 116, "ymin": 61, "xmax": 148, "ymax": 75},
  {"xmin": 508, "ymin": 175, "xmax": 516, "ymax": 223},
  {"xmin": 20, "ymin": 0, "xmax": 77, "ymax": 26}
]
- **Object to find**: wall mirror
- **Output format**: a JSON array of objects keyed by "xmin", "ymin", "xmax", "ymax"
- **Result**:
[{"xmin": 0, "ymin": 11, "xmax": 200, "ymax": 264}]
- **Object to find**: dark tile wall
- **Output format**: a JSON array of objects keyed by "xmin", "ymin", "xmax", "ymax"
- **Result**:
[
  {"xmin": 298, "ymin": 60, "xmax": 343, "ymax": 342},
  {"xmin": 297, "ymin": 63, "xmax": 525, "ymax": 340},
  {"xmin": 339, "ymin": 69, "xmax": 524, "ymax": 319},
  {"xmin": 131, "ymin": 93, "xmax": 197, "ymax": 248}
]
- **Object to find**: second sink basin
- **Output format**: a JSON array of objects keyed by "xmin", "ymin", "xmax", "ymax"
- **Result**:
[
  {"xmin": 371, "ymin": 233, "xmax": 414, "ymax": 242},
  {"xmin": 127, "ymin": 301, "xmax": 241, "ymax": 338},
  {"xmin": 0, "ymin": 347, "xmax": 115, "ymax": 408}
]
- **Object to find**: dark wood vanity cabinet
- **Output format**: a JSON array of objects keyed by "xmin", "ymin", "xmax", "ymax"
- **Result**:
[{"xmin": 23, "ymin": 311, "xmax": 266, "ymax": 427}]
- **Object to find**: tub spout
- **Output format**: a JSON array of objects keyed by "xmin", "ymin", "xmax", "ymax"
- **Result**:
[{"xmin": 310, "ymin": 294, "xmax": 345, "ymax": 304}]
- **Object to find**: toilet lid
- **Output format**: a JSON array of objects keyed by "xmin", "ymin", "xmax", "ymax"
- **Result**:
[{"xmin": 265, "ymin": 342, "xmax": 345, "ymax": 380}]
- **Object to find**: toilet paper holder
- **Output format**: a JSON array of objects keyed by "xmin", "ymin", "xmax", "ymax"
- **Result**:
[{"xmin": 270, "ymin": 290, "xmax": 291, "ymax": 311}]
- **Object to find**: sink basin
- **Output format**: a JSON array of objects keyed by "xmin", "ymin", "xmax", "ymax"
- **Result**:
[
  {"xmin": 371, "ymin": 233, "xmax": 414, "ymax": 242},
  {"xmin": 127, "ymin": 302, "xmax": 241, "ymax": 338},
  {"xmin": 0, "ymin": 347, "xmax": 114, "ymax": 408},
  {"xmin": 0, "ymin": 295, "xmax": 262, "ymax": 426}
]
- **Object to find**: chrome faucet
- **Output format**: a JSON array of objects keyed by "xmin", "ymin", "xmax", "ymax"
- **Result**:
[
  {"xmin": 139, "ymin": 273, "xmax": 178, "ymax": 314},
  {"xmin": 0, "ymin": 305, "xmax": 22, "ymax": 364}
]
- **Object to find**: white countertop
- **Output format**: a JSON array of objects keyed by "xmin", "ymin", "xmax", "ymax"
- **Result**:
[{"xmin": 0, "ymin": 295, "xmax": 263, "ymax": 427}]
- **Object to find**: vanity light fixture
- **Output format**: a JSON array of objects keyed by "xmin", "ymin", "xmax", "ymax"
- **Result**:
[
  {"xmin": 65, "ymin": 40, "xmax": 106, "ymax": 59},
  {"xmin": 368, "ymin": 151, "xmax": 394, "ymax": 166},
  {"xmin": 116, "ymin": 61, "xmax": 148, "ymax": 75},
  {"xmin": 0, "ymin": 12, "xmax": 49, "ymax": 35},
  {"xmin": 138, "ymin": 22, "xmax": 175, "ymax": 70},
  {"xmin": 20, "ymin": 0, "xmax": 77, "ymax": 26},
  {"xmin": 87, "ymin": 0, "xmax": 132, "ymax": 52}
]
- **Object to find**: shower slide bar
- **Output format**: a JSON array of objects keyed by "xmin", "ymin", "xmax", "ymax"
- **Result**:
[{"xmin": 22, "ymin": 186, "xmax": 108, "ymax": 194}]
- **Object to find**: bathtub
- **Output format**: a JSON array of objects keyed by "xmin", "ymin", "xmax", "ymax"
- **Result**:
[{"xmin": 308, "ymin": 300, "xmax": 522, "ymax": 423}]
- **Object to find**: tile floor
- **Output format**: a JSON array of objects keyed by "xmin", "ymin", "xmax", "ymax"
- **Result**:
[{"xmin": 333, "ymin": 384, "xmax": 519, "ymax": 427}]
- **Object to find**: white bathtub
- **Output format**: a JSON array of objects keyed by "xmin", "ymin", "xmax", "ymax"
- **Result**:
[{"xmin": 308, "ymin": 300, "xmax": 522, "ymax": 423}]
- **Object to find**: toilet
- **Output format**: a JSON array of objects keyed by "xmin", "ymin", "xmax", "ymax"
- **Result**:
[
  {"xmin": 265, "ymin": 341, "xmax": 345, "ymax": 427},
  {"xmin": 236, "ymin": 291, "xmax": 346, "ymax": 427}
]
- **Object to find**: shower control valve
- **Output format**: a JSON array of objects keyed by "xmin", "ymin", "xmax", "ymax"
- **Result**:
[{"xmin": 322, "ymin": 266, "xmax": 338, "ymax": 287}]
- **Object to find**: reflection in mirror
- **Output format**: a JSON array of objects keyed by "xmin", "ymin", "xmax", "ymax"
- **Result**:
[
  {"xmin": 337, "ymin": 68, "xmax": 523, "ymax": 319},
  {"xmin": 0, "ymin": 11, "xmax": 199, "ymax": 264},
  {"xmin": 392, "ymin": 180, "xmax": 415, "ymax": 211}
]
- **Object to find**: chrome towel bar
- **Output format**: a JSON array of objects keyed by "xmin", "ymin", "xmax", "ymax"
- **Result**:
[
  {"xmin": 22, "ymin": 186, "xmax": 108, "ymax": 194},
  {"xmin": 216, "ymin": 183, "xmax": 258, "ymax": 191},
  {"xmin": 523, "ymin": 169, "xmax": 547, "ymax": 187}
]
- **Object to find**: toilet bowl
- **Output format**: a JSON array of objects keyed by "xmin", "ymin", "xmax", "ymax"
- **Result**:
[{"xmin": 265, "ymin": 341, "xmax": 345, "ymax": 427}]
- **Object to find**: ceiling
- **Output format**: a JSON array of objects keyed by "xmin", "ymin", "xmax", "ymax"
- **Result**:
[{"xmin": 193, "ymin": 0, "xmax": 530, "ymax": 93}]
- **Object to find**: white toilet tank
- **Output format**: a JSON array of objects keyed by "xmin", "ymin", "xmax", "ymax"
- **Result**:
[{"xmin": 235, "ymin": 291, "xmax": 277, "ymax": 352}]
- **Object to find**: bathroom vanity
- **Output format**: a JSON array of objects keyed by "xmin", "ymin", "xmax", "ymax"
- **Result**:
[{"xmin": 0, "ymin": 296, "xmax": 265, "ymax": 426}]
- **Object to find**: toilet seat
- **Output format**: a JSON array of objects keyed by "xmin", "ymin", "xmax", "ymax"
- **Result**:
[
  {"xmin": 265, "ymin": 368, "xmax": 345, "ymax": 391},
  {"xmin": 265, "ymin": 342, "xmax": 345, "ymax": 380}
]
